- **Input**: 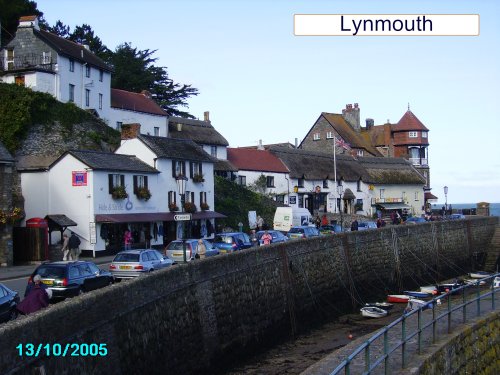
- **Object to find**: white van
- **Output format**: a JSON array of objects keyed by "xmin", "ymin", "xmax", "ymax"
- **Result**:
[{"xmin": 273, "ymin": 207, "xmax": 312, "ymax": 232}]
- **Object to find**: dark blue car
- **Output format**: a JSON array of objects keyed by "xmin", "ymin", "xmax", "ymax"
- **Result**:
[{"xmin": 212, "ymin": 232, "xmax": 252, "ymax": 253}]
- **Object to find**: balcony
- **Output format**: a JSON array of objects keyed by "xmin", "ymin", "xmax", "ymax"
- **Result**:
[
  {"xmin": 1, "ymin": 55, "xmax": 56, "ymax": 73},
  {"xmin": 409, "ymin": 158, "xmax": 428, "ymax": 166}
]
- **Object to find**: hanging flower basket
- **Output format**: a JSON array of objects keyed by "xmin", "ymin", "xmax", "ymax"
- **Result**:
[
  {"xmin": 192, "ymin": 173, "xmax": 205, "ymax": 183},
  {"xmin": 136, "ymin": 186, "xmax": 152, "ymax": 201},
  {"xmin": 183, "ymin": 202, "xmax": 197, "ymax": 213},
  {"xmin": 0, "ymin": 207, "xmax": 23, "ymax": 225},
  {"xmin": 200, "ymin": 202, "xmax": 210, "ymax": 211},
  {"xmin": 111, "ymin": 186, "xmax": 128, "ymax": 200},
  {"xmin": 169, "ymin": 203, "xmax": 179, "ymax": 212}
]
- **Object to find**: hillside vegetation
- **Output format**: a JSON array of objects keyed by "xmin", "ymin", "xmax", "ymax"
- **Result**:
[
  {"xmin": 214, "ymin": 176, "xmax": 280, "ymax": 232},
  {"xmin": 0, "ymin": 82, "xmax": 120, "ymax": 154}
]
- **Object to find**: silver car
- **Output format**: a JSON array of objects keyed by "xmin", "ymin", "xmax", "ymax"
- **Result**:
[
  {"xmin": 109, "ymin": 249, "xmax": 173, "ymax": 280},
  {"xmin": 165, "ymin": 239, "xmax": 219, "ymax": 263}
]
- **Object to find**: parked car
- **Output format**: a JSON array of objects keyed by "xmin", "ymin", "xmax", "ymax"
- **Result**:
[
  {"xmin": 26, "ymin": 261, "xmax": 113, "ymax": 300},
  {"xmin": 405, "ymin": 216, "xmax": 427, "ymax": 224},
  {"xmin": 109, "ymin": 249, "xmax": 173, "ymax": 280},
  {"xmin": 287, "ymin": 226, "xmax": 320, "ymax": 240},
  {"xmin": 358, "ymin": 221, "xmax": 377, "ymax": 231},
  {"xmin": 0, "ymin": 283, "xmax": 20, "ymax": 323},
  {"xmin": 256, "ymin": 230, "xmax": 289, "ymax": 245},
  {"xmin": 165, "ymin": 239, "xmax": 219, "ymax": 262},
  {"xmin": 449, "ymin": 213, "xmax": 466, "ymax": 220},
  {"xmin": 319, "ymin": 225, "xmax": 341, "ymax": 234},
  {"xmin": 212, "ymin": 232, "xmax": 252, "ymax": 253}
]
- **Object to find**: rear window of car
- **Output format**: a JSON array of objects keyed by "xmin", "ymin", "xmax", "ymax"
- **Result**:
[
  {"xmin": 36, "ymin": 266, "xmax": 65, "ymax": 278},
  {"xmin": 289, "ymin": 228, "xmax": 305, "ymax": 234},
  {"xmin": 113, "ymin": 253, "xmax": 140, "ymax": 262},
  {"xmin": 214, "ymin": 236, "xmax": 233, "ymax": 244},
  {"xmin": 167, "ymin": 242, "xmax": 192, "ymax": 250}
]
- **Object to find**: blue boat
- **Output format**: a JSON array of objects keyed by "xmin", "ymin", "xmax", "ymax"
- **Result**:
[{"xmin": 403, "ymin": 290, "xmax": 432, "ymax": 298}]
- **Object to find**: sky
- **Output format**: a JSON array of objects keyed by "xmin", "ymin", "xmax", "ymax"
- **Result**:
[{"xmin": 35, "ymin": 0, "xmax": 500, "ymax": 204}]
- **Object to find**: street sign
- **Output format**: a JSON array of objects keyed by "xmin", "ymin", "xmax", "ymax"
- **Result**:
[{"xmin": 174, "ymin": 214, "xmax": 191, "ymax": 221}]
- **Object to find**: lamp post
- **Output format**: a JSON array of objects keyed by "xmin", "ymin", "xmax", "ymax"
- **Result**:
[
  {"xmin": 337, "ymin": 184, "xmax": 344, "ymax": 232},
  {"xmin": 176, "ymin": 176, "xmax": 188, "ymax": 263},
  {"xmin": 444, "ymin": 185, "xmax": 448, "ymax": 218}
]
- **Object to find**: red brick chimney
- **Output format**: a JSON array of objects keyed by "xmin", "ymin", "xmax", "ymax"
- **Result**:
[{"xmin": 121, "ymin": 123, "xmax": 141, "ymax": 139}]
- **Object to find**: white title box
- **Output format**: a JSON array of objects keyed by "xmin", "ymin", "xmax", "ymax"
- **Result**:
[{"xmin": 294, "ymin": 14, "xmax": 479, "ymax": 36}]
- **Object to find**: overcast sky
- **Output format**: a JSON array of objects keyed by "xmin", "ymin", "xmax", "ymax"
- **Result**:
[{"xmin": 36, "ymin": 0, "xmax": 500, "ymax": 204}]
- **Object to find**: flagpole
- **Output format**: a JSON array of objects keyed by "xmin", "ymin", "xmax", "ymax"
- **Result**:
[{"xmin": 333, "ymin": 136, "xmax": 337, "ymax": 214}]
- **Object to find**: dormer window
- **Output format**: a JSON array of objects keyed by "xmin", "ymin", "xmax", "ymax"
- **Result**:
[{"xmin": 409, "ymin": 131, "xmax": 418, "ymax": 138}]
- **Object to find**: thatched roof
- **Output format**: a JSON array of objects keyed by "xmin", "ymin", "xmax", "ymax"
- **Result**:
[
  {"xmin": 358, "ymin": 157, "xmax": 426, "ymax": 185},
  {"xmin": 138, "ymin": 134, "xmax": 215, "ymax": 163},
  {"xmin": 168, "ymin": 117, "xmax": 229, "ymax": 146}
]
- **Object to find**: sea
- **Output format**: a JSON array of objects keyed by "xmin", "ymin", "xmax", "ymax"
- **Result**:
[{"xmin": 431, "ymin": 202, "xmax": 500, "ymax": 217}]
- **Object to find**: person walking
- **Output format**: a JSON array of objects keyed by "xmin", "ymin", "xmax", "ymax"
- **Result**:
[
  {"xmin": 197, "ymin": 239, "xmax": 207, "ymax": 259},
  {"xmin": 68, "ymin": 232, "xmax": 81, "ymax": 260},
  {"xmin": 61, "ymin": 233, "xmax": 70, "ymax": 260},
  {"xmin": 350, "ymin": 219, "xmax": 359, "ymax": 231},
  {"xmin": 17, "ymin": 275, "xmax": 50, "ymax": 315},
  {"xmin": 124, "ymin": 229, "xmax": 132, "ymax": 250},
  {"xmin": 257, "ymin": 216, "xmax": 264, "ymax": 231},
  {"xmin": 261, "ymin": 230, "xmax": 273, "ymax": 246}
]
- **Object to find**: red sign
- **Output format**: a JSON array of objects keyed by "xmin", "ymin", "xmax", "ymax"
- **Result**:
[{"xmin": 72, "ymin": 171, "xmax": 87, "ymax": 186}]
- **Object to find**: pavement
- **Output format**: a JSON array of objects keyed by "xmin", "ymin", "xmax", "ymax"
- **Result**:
[{"xmin": 0, "ymin": 255, "xmax": 116, "ymax": 281}]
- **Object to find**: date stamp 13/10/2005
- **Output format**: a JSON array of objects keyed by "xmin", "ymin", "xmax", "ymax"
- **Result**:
[{"xmin": 16, "ymin": 343, "xmax": 108, "ymax": 357}]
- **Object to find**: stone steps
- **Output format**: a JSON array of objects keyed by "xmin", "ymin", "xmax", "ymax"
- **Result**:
[{"xmin": 484, "ymin": 224, "xmax": 500, "ymax": 272}]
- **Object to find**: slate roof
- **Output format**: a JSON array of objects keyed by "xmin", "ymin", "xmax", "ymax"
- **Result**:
[
  {"xmin": 214, "ymin": 159, "xmax": 238, "ymax": 172},
  {"xmin": 111, "ymin": 89, "xmax": 167, "ymax": 116},
  {"xmin": 168, "ymin": 117, "xmax": 229, "ymax": 146},
  {"xmin": 268, "ymin": 146, "xmax": 369, "ymax": 182},
  {"xmin": 138, "ymin": 134, "xmax": 215, "ymax": 163},
  {"xmin": 33, "ymin": 29, "xmax": 112, "ymax": 72},
  {"xmin": 53, "ymin": 150, "xmax": 159, "ymax": 173},
  {"xmin": 357, "ymin": 157, "xmax": 426, "ymax": 185},
  {"xmin": 392, "ymin": 110, "xmax": 429, "ymax": 132},
  {"xmin": 227, "ymin": 148, "xmax": 289, "ymax": 173},
  {"xmin": 0, "ymin": 141, "xmax": 14, "ymax": 163}
]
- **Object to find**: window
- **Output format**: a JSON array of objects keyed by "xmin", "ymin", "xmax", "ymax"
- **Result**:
[
  {"xmin": 99, "ymin": 69, "xmax": 103, "ymax": 82},
  {"xmin": 42, "ymin": 51, "xmax": 51, "ymax": 64},
  {"xmin": 313, "ymin": 133, "xmax": 320, "ymax": 140},
  {"xmin": 409, "ymin": 131, "xmax": 418, "ymax": 138},
  {"xmin": 69, "ymin": 59, "xmax": 74, "ymax": 72},
  {"xmin": 185, "ymin": 191, "xmax": 195, "ymax": 203},
  {"xmin": 422, "ymin": 132, "xmax": 428, "ymax": 138},
  {"xmin": 6, "ymin": 49, "xmax": 14, "ymax": 69},
  {"xmin": 190, "ymin": 161, "xmax": 202, "ymax": 178},
  {"xmin": 326, "ymin": 132, "xmax": 333, "ymax": 139},
  {"xmin": 85, "ymin": 89, "xmax": 90, "ymax": 106},
  {"xmin": 297, "ymin": 178, "xmax": 304, "ymax": 188},
  {"xmin": 108, "ymin": 174, "xmax": 125, "ymax": 193},
  {"xmin": 168, "ymin": 191, "xmax": 176, "ymax": 205},
  {"xmin": 323, "ymin": 180, "xmax": 328, "ymax": 188},
  {"xmin": 172, "ymin": 160, "xmax": 186, "ymax": 177},
  {"xmin": 357, "ymin": 179, "xmax": 362, "ymax": 192},
  {"xmin": 116, "ymin": 122, "xmax": 122, "ymax": 131},
  {"xmin": 380, "ymin": 189, "xmax": 385, "ymax": 199},
  {"xmin": 133, "ymin": 175, "xmax": 148, "ymax": 193},
  {"xmin": 266, "ymin": 176, "xmax": 275, "ymax": 188},
  {"xmin": 69, "ymin": 84, "xmax": 75, "ymax": 102},
  {"xmin": 402, "ymin": 191, "xmax": 407, "ymax": 201},
  {"xmin": 357, "ymin": 150, "xmax": 364, "ymax": 157},
  {"xmin": 154, "ymin": 127, "xmax": 160, "ymax": 136},
  {"xmin": 275, "ymin": 195, "xmax": 285, "ymax": 204},
  {"xmin": 415, "ymin": 191, "xmax": 419, "ymax": 201},
  {"xmin": 199, "ymin": 191, "xmax": 207, "ymax": 204},
  {"xmin": 85, "ymin": 65, "xmax": 91, "ymax": 78},
  {"xmin": 99, "ymin": 93, "xmax": 103, "ymax": 109},
  {"xmin": 237, "ymin": 176, "xmax": 246, "ymax": 186},
  {"xmin": 210, "ymin": 146, "xmax": 217, "ymax": 157},
  {"xmin": 15, "ymin": 76, "xmax": 25, "ymax": 86}
]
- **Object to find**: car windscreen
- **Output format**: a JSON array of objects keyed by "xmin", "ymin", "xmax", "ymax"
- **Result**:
[
  {"xmin": 288, "ymin": 228, "xmax": 304, "ymax": 234},
  {"xmin": 36, "ymin": 266, "xmax": 65, "ymax": 278},
  {"xmin": 113, "ymin": 253, "xmax": 140, "ymax": 262}
]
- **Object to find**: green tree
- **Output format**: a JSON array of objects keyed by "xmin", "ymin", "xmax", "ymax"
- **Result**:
[
  {"xmin": 248, "ymin": 174, "xmax": 268, "ymax": 194},
  {"xmin": 0, "ymin": 0, "xmax": 42, "ymax": 46}
]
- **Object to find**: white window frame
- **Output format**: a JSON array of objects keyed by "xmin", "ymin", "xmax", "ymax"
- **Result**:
[
  {"xmin": 357, "ymin": 150, "xmax": 364, "ymax": 157},
  {"xmin": 85, "ymin": 89, "xmax": 90, "ymax": 107},
  {"xmin": 409, "ymin": 131, "xmax": 418, "ymax": 138},
  {"xmin": 326, "ymin": 132, "xmax": 333, "ymax": 139},
  {"xmin": 42, "ymin": 52, "xmax": 51, "ymax": 64},
  {"xmin": 422, "ymin": 132, "xmax": 428, "ymax": 138},
  {"xmin": 313, "ymin": 133, "xmax": 320, "ymax": 141},
  {"xmin": 380, "ymin": 189, "xmax": 385, "ymax": 199},
  {"xmin": 98, "ymin": 93, "xmax": 103, "ymax": 109},
  {"xmin": 154, "ymin": 127, "xmax": 160, "ymax": 136},
  {"xmin": 69, "ymin": 84, "xmax": 75, "ymax": 102},
  {"xmin": 210, "ymin": 146, "xmax": 217, "ymax": 157},
  {"xmin": 415, "ymin": 191, "xmax": 419, "ymax": 201}
]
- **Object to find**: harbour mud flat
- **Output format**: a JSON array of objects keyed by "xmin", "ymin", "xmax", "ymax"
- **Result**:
[{"xmin": 216, "ymin": 304, "xmax": 407, "ymax": 375}]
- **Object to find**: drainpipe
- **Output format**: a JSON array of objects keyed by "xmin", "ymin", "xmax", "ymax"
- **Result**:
[{"xmin": 284, "ymin": 174, "xmax": 290, "ymax": 205}]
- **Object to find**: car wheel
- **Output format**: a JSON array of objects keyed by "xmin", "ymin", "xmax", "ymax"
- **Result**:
[{"xmin": 9, "ymin": 308, "xmax": 18, "ymax": 321}]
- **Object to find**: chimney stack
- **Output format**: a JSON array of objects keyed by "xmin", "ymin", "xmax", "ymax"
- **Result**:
[
  {"xmin": 342, "ymin": 103, "xmax": 360, "ymax": 131},
  {"xmin": 121, "ymin": 123, "xmax": 141, "ymax": 140},
  {"xmin": 19, "ymin": 15, "xmax": 40, "ymax": 30},
  {"xmin": 204, "ymin": 111, "xmax": 210, "ymax": 123},
  {"xmin": 365, "ymin": 118, "xmax": 374, "ymax": 130},
  {"xmin": 257, "ymin": 139, "xmax": 264, "ymax": 150}
]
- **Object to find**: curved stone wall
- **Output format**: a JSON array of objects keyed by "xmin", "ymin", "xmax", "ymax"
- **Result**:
[{"xmin": 0, "ymin": 216, "xmax": 497, "ymax": 374}]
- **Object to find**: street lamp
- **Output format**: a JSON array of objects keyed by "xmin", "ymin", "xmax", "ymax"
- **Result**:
[
  {"xmin": 337, "ymin": 184, "xmax": 344, "ymax": 232},
  {"xmin": 176, "ymin": 176, "xmax": 188, "ymax": 263},
  {"xmin": 444, "ymin": 186, "xmax": 448, "ymax": 218}
]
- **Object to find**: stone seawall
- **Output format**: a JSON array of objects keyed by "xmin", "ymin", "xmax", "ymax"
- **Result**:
[{"xmin": 0, "ymin": 216, "xmax": 497, "ymax": 374}]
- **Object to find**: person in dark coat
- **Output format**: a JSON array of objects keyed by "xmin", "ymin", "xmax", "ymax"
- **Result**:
[
  {"xmin": 350, "ymin": 219, "xmax": 359, "ymax": 231},
  {"xmin": 17, "ymin": 275, "xmax": 50, "ymax": 315}
]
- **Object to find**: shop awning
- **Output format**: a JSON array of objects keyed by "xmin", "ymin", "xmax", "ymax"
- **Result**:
[
  {"xmin": 95, "ymin": 211, "xmax": 226, "ymax": 223},
  {"xmin": 377, "ymin": 203, "xmax": 411, "ymax": 210},
  {"xmin": 425, "ymin": 192, "xmax": 438, "ymax": 200}
]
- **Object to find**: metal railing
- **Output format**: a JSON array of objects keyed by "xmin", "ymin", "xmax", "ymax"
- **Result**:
[{"xmin": 330, "ymin": 273, "xmax": 500, "ymax": 374}]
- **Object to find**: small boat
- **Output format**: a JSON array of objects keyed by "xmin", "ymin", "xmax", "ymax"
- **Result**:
[
  {"xmin": 493, "ymin": 277, "xmax": 500, "ymax": 289},
  {"xmin": 387, "ymin": 294, "xmax": 410, "ymax": 303},
  {"xmin": 437, "ymin": 282, "xmax": 463, "ymax": 294},
  {"xmin": 406, "ymin": 298, "xmax": 434, "ymax": 311},
  {"xmin": 404, "ymin": 290, "xmax": 432, "ymax": 298},
  {"xmin": 364, "ymin": 302, "xmax": 394, "ymax": 311},
  {"xmin": 420, "ymin": 285, "xmax": 439, "ymax": 295},
  {"xmin": 469, "ymin": 271, "xmax": 491, "ymax": 279},
  {"xmin": 360, "ymin": 306, "xmax": 388, "ymax": 318}
]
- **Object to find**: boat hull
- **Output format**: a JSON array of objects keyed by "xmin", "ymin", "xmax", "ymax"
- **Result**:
[
  {"xmin": 387, "ymin": 295, "xmax": 410, "ymax": 303},
  {"xmin": 404, "ymin": 290, "xmax": 431, "ymax": 298},
  {"xmin": 360, "ymin": 306, "xmax": 388, "ymax": 318},
  {"xmin": 365, "ymin": 302, "xmax": 394, "ymax": 311}
]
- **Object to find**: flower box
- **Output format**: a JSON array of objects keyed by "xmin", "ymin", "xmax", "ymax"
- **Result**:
[
  {"xmin": 183, "ymin": 202, "xmax": 197, "ymax": 213},
  {"xmin": 200, "ymin": 202, "xmax": 210, "ymax": 211},
  {"xmin": 169, "ymin": 203, "xmax": 179, "ymax": 212},
  {"xmin": 192, "ymin": 173, "xmax": 205, "ymax": 183},
  {"xmin": 136, "ymin": 187, "xmax": 152, "ymax": 201},
  {"xmin": 111, "ymin": 186, "xmax": 128, "ymax": 200}
]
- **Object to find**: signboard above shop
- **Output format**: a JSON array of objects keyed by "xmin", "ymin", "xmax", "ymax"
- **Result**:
[{"xmin": 174, "ymin": 214, "xmax": 192, "ymax": 221}]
